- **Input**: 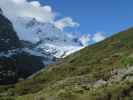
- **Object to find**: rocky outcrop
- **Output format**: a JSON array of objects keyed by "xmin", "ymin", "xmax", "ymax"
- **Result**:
[{"xmin": 0, "ymin": 10, "xmax": 21, "ymax": 52}]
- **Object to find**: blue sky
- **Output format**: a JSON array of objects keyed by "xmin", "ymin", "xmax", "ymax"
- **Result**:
[
  {"xmin": 38, "ymin": 0, "xmax": 133, "ymax": 36},
  {"xmin": 1, "ymin": 0, "xmax": 133, "ymax": 45}
]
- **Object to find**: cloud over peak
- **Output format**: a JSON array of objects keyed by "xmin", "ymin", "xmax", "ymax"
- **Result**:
[
  {"xmin": 0, "ymin": 0, "xmax": 54, "ymax": 23},
  {"xmin": 79, "ymin": 32, "xmax": 107, "ymax": 46},
  {"xmin": 0, "ymin": 0, "xmax": 79, "ymax": 30},
  {"xmin": 92, "ymin": 32, "xmax": 106, "ymax": 42},
  {"xmin": 79, "ymin": 34, "xmax": 91, "ymax": 46},
  {"xmin": 0, "ymin": 0, "xmax": 107, "ymax": 46},
  {"xmin": 54, "ymin": 17, "xmax": 80, "ymax": 31},
  {"xmin": 12, "ymin": 0, "xmax": 26, "ymax": 4}
]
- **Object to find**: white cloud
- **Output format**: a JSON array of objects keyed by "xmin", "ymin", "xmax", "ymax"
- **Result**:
[
  {"xmin": 92, "ymin": 32, "xmax": 106, "ymax": 42},
  {"xmin": 79, "ymin": 34, "xmax": 91, "ymax": 46},
  {"xmin": 30, "ymin": 1, "xmax": 41, "ymax": 7},
  {"xmin": 0, "ymin": 0, "xmax": 54, "ymax": 23},
  {"xmin": 54, "ymin": 17, "xmax": 80, "ymax": 31},
  {"xmin": 12, "ymin": 0, "xmax": 26, "ymax": 4},
  {"xmin": 0, "ymin": 0, "xmax": 79, "ymax": 30},
  {"xmin": 79, "ymin": 32, "xmax": 107, "ymax": 46},
  {"xmin": 1, "ymin": 0, "xmax": 107, "ymax": 46},
  {"xmin": 43, "ymin": 6, "xmax": 52, "ymax": 12}
]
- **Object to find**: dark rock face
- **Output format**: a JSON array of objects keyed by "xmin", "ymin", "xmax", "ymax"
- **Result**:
[
  {"xmin": 0, "ymin": 57, "xmax": 17, "ymax": 84},
  {"xmin": 0, "ymin": 12, "xmax": 21, "ymax": 52},
  {"xmin": 0, "ymin": 51, "xmax": 44, "ymax": 85},
  {"xmin": 0, "ymin": 9, "xmax": 45, "ymax": 84},
  {"xmin": 12, "ymin": 51, "xmax": 44, "ymax": 79}
]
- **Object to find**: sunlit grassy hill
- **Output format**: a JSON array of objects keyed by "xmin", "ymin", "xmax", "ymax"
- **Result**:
[{"xmin": 1, "ymin": 28, "xmax": 133, "ymax": 100}]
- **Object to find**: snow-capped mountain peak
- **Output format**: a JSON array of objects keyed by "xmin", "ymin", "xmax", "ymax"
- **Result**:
[{"xmin": 11, "ymin": 17, "xmax": 85, "ymax": 58}]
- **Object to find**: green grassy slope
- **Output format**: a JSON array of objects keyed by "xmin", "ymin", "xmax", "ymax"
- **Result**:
[{"xmin": 1, "ymin": 28, "xmax": 133, "ymax": 100}]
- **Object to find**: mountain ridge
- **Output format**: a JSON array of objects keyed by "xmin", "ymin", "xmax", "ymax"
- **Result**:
[
  {"xmin": 10, "ymin": 16, "xmax": 86, "ymax": 58},
  {"xmin": 0, "ymin": 9, "xmax": 55, "ymax": 84}
]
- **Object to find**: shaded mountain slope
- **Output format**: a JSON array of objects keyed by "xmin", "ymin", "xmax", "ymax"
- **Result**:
[
  {"xmin": 1, "ymin": 28, "xmax": 133, "ymax": 99},
  {"xmin": 0, "ymin": 9, "xmax": 45, "ymax": 84},
  {"xmin": 0, "ymin": 10, "xmax": 21, "ymax": 52}
]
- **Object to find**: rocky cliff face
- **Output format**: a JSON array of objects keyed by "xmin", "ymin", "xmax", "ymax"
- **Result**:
[
  {"xmin": 0, "ymin": 9, "xmax": 21, "ymax": 52},
  {"xmin": 0, "ymin": 9, "xmax": 45, "ymax": 84}
]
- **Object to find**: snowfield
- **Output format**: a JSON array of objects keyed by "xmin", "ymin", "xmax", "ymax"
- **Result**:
[{"xmin": 11, "ymin": 17, "xmax": 86, "ymax": 58}]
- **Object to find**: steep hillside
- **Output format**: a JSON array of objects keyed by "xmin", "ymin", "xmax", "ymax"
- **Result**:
[{"xmin": 1, "ymin": 28, "xmax": 133, "ymax": 100}]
